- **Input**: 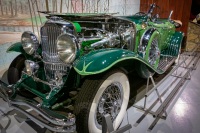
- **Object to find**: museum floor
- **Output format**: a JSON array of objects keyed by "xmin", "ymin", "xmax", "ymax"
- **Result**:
[{"xmin": 0, "ymin": 53, "xmax": 200, "ymax": 133}]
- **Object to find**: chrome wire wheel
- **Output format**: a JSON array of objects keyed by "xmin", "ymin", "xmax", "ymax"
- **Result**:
[
  {"xmin": 96, "ymin": 82, "xmax": 123, "ymax": 127},
  {"xmin": 74, "ymin": 70, "xmax": 130, "ymax": 133},
  {"xmin": 88, "ymin": 71, "xmax": 130, "ymax": 133},
  {"xmin": 148, "ymin": 38, "xmax": 160, "ymax": 66}
]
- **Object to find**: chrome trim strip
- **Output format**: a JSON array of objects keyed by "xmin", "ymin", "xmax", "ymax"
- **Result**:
[{"xmin": 42, "ymin": 60, "xmax": 70, "ymax": 66}]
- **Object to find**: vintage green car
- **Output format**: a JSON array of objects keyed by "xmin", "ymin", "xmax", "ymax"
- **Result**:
[{"xmin": 0, "ymin": 4, "xmax": 184, "ymax": 133}]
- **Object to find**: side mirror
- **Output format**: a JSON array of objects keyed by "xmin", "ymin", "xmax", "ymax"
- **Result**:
[{"xmin": 168, "ymin": 10, "xmax": 173, "ymax": 20}]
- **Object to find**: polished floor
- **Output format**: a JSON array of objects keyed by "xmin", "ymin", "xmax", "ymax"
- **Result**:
[
  {"xmin": 120, "ymin": 54, "xmax": 200, "ymax": 133},
  {"xmin": 0, "ymin": 53, "xmax": 200, "ymax": 133}
]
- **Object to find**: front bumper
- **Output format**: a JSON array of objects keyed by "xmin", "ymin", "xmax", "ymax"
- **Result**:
[{"xmin": 0, "ymin": 80, "xmax": 76, "ymax": 133}]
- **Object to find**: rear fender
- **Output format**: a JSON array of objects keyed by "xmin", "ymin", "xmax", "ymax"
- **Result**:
[
  {"xmin": 171, "ymin": 31, "xmax": 184, "ymax": 56},
  {"xmin": 161, "ymin": 31, "xmax": 184, "ymax": 56},
  {"xmin": 73, "ymin": 49, "xmax": 163, "ymax": 76}
]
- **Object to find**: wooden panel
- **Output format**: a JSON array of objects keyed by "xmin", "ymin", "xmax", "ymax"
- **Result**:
[
  {"xmin": 140, "ymin": 0, "xmax": 153, "ymax": 12},
  {"xmin": 140, "ymin": 0, "xmax": 192, "ymax": 34},
  {"xmin": 181, "ymin": 0, "xmax": 192, "ymax": 34}
]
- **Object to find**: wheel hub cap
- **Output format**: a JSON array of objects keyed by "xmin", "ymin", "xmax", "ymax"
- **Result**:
[{"xmin": 96, "ymin": 82, "xmax": 123, "ymax": 125}]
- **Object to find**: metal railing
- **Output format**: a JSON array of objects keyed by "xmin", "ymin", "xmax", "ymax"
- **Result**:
[{"xmin": 133, "ymin": 45, "xmax": 200, "ymax": 130}]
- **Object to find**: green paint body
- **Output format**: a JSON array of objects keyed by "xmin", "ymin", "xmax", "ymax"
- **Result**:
[
  {"xmin": 74, "ymin": 17, "xmax": 184, "ymax": 75},
  {"xmin": 7, "ymin": 42, "xmax": 24, "ymax": 53},
  {"xmin": 74, "ymin": 49, "xmax": 163, "ymax": 75}
]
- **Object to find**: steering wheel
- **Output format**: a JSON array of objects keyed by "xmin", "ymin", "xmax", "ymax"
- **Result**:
[
  {"xmin": 135, "ymin": 12, "xmax": 146, "ymax": 16},
  {"xmin": 151, "ymin": 14, "xmax": 159, "ymax": 22},
  {"xmin": 147, "ymin": 3, "xmax": 160, "ymax": 22}
]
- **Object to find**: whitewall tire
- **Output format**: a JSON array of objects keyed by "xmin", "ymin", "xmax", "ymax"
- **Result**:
[{"xmin": 74, "ymin": 69, "xmax": 130, "ymax": 133}]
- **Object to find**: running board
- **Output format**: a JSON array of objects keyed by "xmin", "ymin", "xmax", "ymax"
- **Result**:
[{"xmin": 158, "ymin": 56, "xmax": 176, "ymax": 72}]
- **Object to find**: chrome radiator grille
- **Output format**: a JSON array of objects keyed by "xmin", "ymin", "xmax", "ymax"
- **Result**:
[
  {"xmin": 41, "ymin": 24, "xmax": 62, "ymax": 63},
  {"xmin": 41, "ymin": 23, "xmax": 68, "ymax": 81}
]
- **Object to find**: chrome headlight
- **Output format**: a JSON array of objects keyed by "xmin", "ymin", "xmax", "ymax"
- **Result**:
[
  {"xmin": 56, "ymin": 34, "xmax": 77, "ymax": 64},
  {"xmin": 21, "ymin": 31, "xmax": 39, "ymax": 55}
]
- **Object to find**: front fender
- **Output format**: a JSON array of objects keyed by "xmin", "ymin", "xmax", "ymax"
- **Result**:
[
  {"xmin": 74, "ymin": 49, "xmax": 163, "ymax": 75},
  {"xmin": 7, "ymin": 42, "xmax": 24, "ymax": 53}
]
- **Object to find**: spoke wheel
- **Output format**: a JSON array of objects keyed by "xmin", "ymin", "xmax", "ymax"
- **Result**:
[
  {"xmin": 137, "ymin": 31, "xmax": 160, "ymax": 79},
  {"xmin": 148, "ymin": 38, "xmax": 160, "ymax": 66},
  {"xmin": 96, "ymin": 82, "xmax": 123, "ymax": 127},
  {"xmin": 74, "ymin": 69, "xmax": 130, "ymax": 133}
]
